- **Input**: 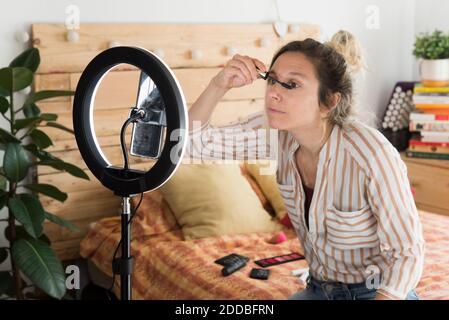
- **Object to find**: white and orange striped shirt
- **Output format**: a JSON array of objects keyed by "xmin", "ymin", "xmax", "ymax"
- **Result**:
[{"xmin": 186, "ymin": 111, "xmax": 425, "ymax": 300}]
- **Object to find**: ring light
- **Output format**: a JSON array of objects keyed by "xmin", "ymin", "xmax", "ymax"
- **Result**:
[{"xmin": 73, "ymin": 47, "xmax": 188, "ymax": 300}]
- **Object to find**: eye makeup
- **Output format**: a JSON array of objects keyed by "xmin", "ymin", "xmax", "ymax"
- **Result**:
[
  {"xmin": 254, "ymin": 252, "xmax": 305, "ymax": 268},
  {"xmin": 256, "ymin": 68, "xmax": 298, "ymax": 90}
]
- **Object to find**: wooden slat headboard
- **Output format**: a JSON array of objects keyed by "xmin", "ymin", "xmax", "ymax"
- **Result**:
[{"xmin": 31, "ymin": 23, "xmax": 320, "ymax": 260}]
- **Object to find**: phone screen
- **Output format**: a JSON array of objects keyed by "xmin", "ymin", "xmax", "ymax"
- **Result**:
[{"xmin": 130, "ymin": 72, "xmax": 166, "ymax": 159}]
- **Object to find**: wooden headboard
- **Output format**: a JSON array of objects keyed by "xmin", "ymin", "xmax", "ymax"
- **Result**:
[{"xmin": 31, "ymin": 23, "xmax": 320, "ymax": 260}]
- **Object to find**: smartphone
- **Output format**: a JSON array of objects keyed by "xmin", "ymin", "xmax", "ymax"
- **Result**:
[{"xmin": 130, "ymin": 72, "xmax": 167, "ymax": 159}]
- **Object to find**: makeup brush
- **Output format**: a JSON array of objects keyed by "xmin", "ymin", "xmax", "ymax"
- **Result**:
[
  {"xmin": 256, "ymin": 67, "xmax": 297, "ymax": 90},
  {"xmin": 256, "ymin": 67, "xmax": 268, "ymax": 80}
]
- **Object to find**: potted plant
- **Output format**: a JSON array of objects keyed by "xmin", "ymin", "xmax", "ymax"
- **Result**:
[
  {"xmin": 413, "ymin": 29, "xmax": 449, "ymax": 87},
  {"xmin": 0, "ymin": 48, "xmax": 89, "ymax": 299}
]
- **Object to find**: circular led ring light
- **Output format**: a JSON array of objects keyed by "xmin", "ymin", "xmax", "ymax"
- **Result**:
[{"xmin": 73, "ymin": 46, "xmax": 188, "ymax": 196}]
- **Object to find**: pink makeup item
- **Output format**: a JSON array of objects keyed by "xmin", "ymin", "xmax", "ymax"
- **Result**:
[
  {"xmin": 267, "ymin": 231, "xmax": 287, "ymax": 244},
  {"xmin": 254, "ymin": 252, "xmax": 305, "ymax": 268}
]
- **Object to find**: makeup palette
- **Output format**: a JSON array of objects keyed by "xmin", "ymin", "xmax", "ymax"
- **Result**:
[{"xmin": 254, "ymin": 252, "xmax": 305, "ymax": 268}]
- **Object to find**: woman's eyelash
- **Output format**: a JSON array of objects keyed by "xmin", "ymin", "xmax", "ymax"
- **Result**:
[{"xmin": 266, "ymin": 76, "xmax": 300, "ymax": 89}]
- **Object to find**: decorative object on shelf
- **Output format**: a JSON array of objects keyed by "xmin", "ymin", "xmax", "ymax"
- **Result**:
[
  {"xmin": 272, "ymin": 0, "xmax": 287, "ymax": 38},
  {"xmin": 14, "ymin": 30, "xmax": 30, "ymax": 44},
  {"xmin": 190, "ymin": 48, "xmax": 203, "ymax": 60},
  {"xmin": 225, "ymin": 46, "xmax": 238, "ymax": 57},
  {"xmin": 413, "ymin": 30, "xmax": 449, "ymax": 87},
  {"xmin": 380, "ymin": 82, "xmax": 416, "ymax": 151},
  {"xmin": 66, "ymin": 29, "xmax": 79, "ymax": 43},
  {"xmin": 259, "ymin": 36, "xmax": 271, "ymax": 48},
  {"xmin": 273, "ymin": 22, "xmax": 288, "ymax": 39}
]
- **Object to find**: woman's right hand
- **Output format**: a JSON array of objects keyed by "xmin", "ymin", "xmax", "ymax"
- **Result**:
[{"xmin": 212, "ymin": 54, "xmax": 268, "ymax": 90}]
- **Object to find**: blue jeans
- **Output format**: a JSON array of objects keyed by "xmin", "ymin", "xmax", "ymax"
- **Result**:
[{"xmin": 288, "ymin": 276, "xmax": 419, "ymax": 300}]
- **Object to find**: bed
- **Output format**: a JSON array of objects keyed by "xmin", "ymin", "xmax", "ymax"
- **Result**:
[{"xmin": 80, "ymin": 189, "xmax": 449, "ymax": 300}]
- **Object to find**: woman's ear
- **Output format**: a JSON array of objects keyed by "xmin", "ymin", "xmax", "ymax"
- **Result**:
[
  {"xmin": 330, "ymin": 92, "xmax": 341, "ymax": 110},
  {"xmin": 320, "ymin": 92, "xmax": 341, "ymax": 118}
]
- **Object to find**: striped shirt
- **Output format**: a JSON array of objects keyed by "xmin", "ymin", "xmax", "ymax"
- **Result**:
[{"xmin": 186, "ymin": 111, "xmax": 425, "ymax": 300}]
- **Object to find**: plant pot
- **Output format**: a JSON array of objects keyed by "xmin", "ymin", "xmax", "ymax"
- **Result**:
[{"xmin": 419, "ymin": 58, "xmax": 449, "ymax": 87}]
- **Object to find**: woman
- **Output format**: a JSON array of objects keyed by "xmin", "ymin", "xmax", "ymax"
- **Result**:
[{"xmin": 187, "ymin": 31, "xmax": 424, "ymax": 300}]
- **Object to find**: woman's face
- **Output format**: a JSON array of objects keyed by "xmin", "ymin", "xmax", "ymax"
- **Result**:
[{"xmin": 264, "ymin": 51, "xmax": 329, "ymax": 131}]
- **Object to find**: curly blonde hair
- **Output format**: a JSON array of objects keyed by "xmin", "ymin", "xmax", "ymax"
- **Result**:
[{"xmin": 269, "ymin": 30, "xmax": 365, "ymax": 127}]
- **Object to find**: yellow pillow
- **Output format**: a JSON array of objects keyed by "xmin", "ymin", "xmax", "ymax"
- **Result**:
[
  {"xmin": 243, "ymin": 161, "xmax": 288, "ymax": 222},
  {"xmin": 159, "ymin": 164, "xmax": 281, "ymax": 239}
]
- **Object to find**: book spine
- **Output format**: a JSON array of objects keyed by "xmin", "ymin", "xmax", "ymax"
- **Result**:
[
  {"xmin": 409, "ymin": 139, "xmax": 449, "ymax": 147},
  {"xmin": 415, "ymin": 103, "xmax": 449, "ymax": 109},
  {"xmin": 406, "ymin": 150, "xmax": 449, "ymax": 160},
  {"xmin": 413, "ymin": 92, "xmax": 449, "ymax": 97},
  {"xmin": 414, "ymin": 87, "xmax": 449, "ymax": 94},
  {"xmin": 409, "ymin": 144, "xmax": 449, "ymax": 154},
  {"xmin": 410, "ymin": 113, "xmax": 449, "ymax": 121},
  {"xmin": 421, "ymin": 131, "xmax": 449, "ymax": 137},
  {"xmin": 413, "ymin": 96, "xmax": 449, "ymax": 104},
  {"xmin": 409, "ymin": 120, "xmax": 449, "ymax": 132}
]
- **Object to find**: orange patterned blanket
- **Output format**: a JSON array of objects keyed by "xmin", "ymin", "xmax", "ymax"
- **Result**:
[{"xmin": 80, "ymin": 210, "xmax": 449, "ymax": 300}]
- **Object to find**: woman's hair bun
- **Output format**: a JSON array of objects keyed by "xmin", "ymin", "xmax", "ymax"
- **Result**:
[{"xmin": 325, "ymin": 30, "xmax": 365, "ymax": 74}]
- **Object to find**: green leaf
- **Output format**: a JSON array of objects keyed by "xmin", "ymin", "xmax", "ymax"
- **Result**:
[
  {"xmin": 14, "ymin": 114, "xmax": 57, "ymax": 130},
  {"xmin": 0, "ymin": 67, "xmax": 33, "ymax": 92},
  {"xmin": 29, "ymin": 129, "xmax": 53, "ymax": 149},
  {"xmin": 0, "ymin": 96, "xmax": 9, "ymax": 114},
  {"xmin": 24, "ymin": 183, "xmax": 67, "ymax": 202},
  {"xmin": 13, "ymin": 117, "xmax": 41, "ymax": 131},
  {"xmin": 23, "ymin": 145, "xmax": 88, "ymax": 180},
  {"xmin": 9, "ymin": 48, "xmax": 40, "ymax": 73},
  {"xmin": 45, "ymin": 122, "xmax": 74, "ymax": 135},
  {"xmin": 40, "ymin": 113, "xmax": 58, "ymax": 121},
  {"xmin": 45, "ymin": 212, "xmax": 80, "ymax": 232},
  {"xmin": 0, "ymin": 271, "xmax": 13, "ymax": 296},
  {"xmin": 0, "ymin": 128, "xmax": 21, "ymax": 144},
  {"xmin": 11, "ymin": 238, "xmax": 66, "ymax": 299},
  {"xmin": 23, "ymin": 143, "xmax": 54, "ymax": 160},
  {"xmin": 413, "ymin": 30, "xmax": 449, "ymax": 59},
  {"xmin": 8, "ymin": 194, "xmax": 46, "ymax": 239},
  {"xmin": 4, "ymin": 225, "xmax": 50, "ymax": 245},
  {"xmin": 8, "ymin": 197, "xmax": 44, "ymax": 239},
  {"xmin": 0, "ymin": 248, "xmax": 8, "ymax": 264},
  {"xmin": 24, "ymin": 90, "xmax": 74, "ymax": 105},
  {"xmin": 0, "ymin": 86, "xmax": 8, "ymax": 97},
  {"xmin": 0, "ymin": 174, "xmax": 7, "ymax": 191},
  {"xmin": 38, "ymin": 160, "xmax": 89, "ymax": 180},
  {"xmin": 0, "ymin": 190, "xmax": 8, "ymax": 211},
  {"xmin": 3, "ymin": 143, "xmax": 30, "ymax": 182},
  {"xmin": 23, "ymin": 103, "xmax": 41, "ymax": 118}
]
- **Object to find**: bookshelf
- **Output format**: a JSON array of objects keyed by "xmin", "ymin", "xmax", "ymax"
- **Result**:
[{"xmin": 401, "ymin": 153, "xmax": 449, "ymax": 216}]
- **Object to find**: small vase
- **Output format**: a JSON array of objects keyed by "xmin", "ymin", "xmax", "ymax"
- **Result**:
[{"xmin": 419, "ymin": 58, "xmax": 449, "ymax": 87}]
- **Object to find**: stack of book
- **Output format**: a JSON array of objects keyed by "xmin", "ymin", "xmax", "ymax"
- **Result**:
[
  {"xmin": 407, "ymin": 112, "xmax": 449, "ymax": 161},
  {"xmin": 412, "ymin": 83, "xmax": 449, "ymax": 115},
  {"xmin": 407, "ymin": 83, "xmax": 449, "ymax": 160}
]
